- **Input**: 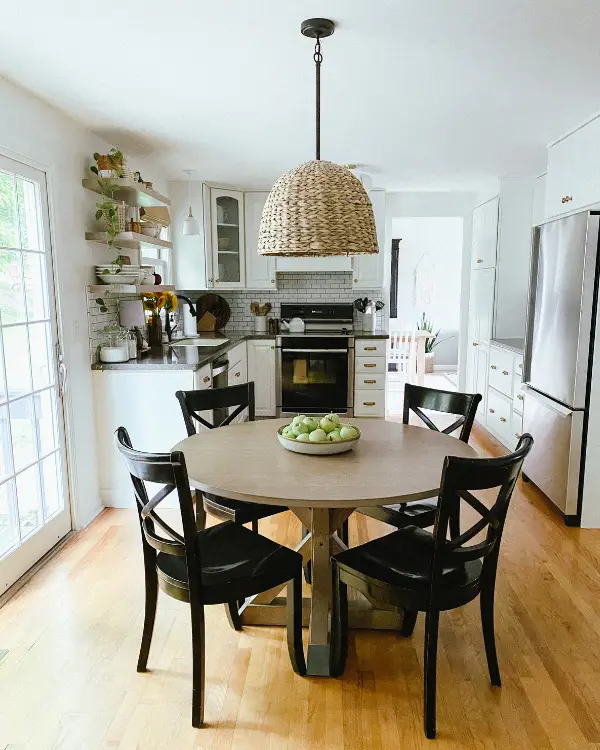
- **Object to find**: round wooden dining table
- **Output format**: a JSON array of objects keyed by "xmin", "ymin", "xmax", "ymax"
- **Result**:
[{"xmin": 173, "ymin": 417, "xmax": 477, "ymax": 676}]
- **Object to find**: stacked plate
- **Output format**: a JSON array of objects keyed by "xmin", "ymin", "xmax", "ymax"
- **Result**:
[{"xmin": 95, "ymin": 265, "xmax": 154, "ymax": 285}]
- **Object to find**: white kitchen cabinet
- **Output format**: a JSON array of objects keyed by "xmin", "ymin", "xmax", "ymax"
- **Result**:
[
  {"xmin": 354, "ymin": 338, "xmax": 386, "ymax": 417},
  {"xmin": 211, "ymin": 188, "xmax": 246, "ymax": 288},
  {"xmin": 352, "ymin": 190, "xmax": 386, "ymax": 290},
  {"xmin": 532, "ymin": 173, "xmax": 546, "ymax": 227},
  {"xmin": 465, "ymin": 267, "xmax": 495, "ymax": 398},
  {"xmin": 227, "ymin": 344, "xmax": 248, "ymax": 423},
  {"xmin": 244, "ymin": 191, "xmax": 276, "ymax": 289},
  {"xmin": 545, "ymin": 116, "xmax": 600, "ymax": 220},
  {"xmin": 482, "ymin": 344, "xmax": 525, "ymax": 450},
  {"xmin": 171, "ymin": 181, "xmax": 210, "ymax": 290},
  {"xmin": 471, "ymin": 197, "xmax": 499, "ymax": 270},
  {"xmin": 247, "ymin": 339, "xmax": 276, "ymax": 416}
]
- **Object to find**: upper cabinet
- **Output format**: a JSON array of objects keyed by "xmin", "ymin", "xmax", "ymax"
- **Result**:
[
  {"xmin": 352, "ymin": 189, "xmax": 386, "ymax": 290},
  {"xmin": 244, "ymin": 191, "xmax": 276, "ymax": 289},
  {"xmin": 171, "ymin": 181, "xmax": 209, "ymax": 290},
  {"xmin": 545, "ymin": 116, "xmax": 600, "ymax": 220},
  {"xmin": 471, "ymin": 197, "xmax": 499, "ymax": 270},
  {"xmin": 211, "ymin": 189, "xmax": 245, "ymax": 288}
]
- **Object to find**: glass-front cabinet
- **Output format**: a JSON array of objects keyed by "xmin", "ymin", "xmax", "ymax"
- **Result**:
[{"xmin": 210, "ymin": 189, "xmax": 245, "ymax": 288}]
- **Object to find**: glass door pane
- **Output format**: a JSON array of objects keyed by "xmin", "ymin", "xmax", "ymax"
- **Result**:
[
  {"xmin": 0, "ymin": 155, "xmax": 71, "ymax": 591},
  {"xmin": 215, "ymin": 194, "xmax": 241, "ymax": 283}
]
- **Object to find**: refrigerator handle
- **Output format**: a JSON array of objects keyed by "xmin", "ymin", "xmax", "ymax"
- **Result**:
[{"xmin": 522, "ymin": 385, "xmax": 573, "ymax": 417}]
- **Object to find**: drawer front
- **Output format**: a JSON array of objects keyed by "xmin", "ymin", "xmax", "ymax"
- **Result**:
[
  {"xmin": 513, "ymin": 377, "xmax": 525, "ymax": 415},
  {"xmin": 510, "ymin": 410, "xmax": 523, "ymax": 450},
  {"xmin": 354, "ymin": 389, "xmax": 385, "ymax": 417},
  {"xmin": 488, "ymin": 347, "xmax": 514, "ymax": 397},
  {"xmin": 356, "ymin": 339, "xmax": 387, "ymax": 357},
  {"xmin": 354, "ymin": 372, "xmax": 386, "ymax": 390},
  {"xmin": 486, "ymin": 388, "xmax": 513, "ymax": 445},
  {"xmin": 355, "ymin": 356, "xmax": 386, "ymax": 374}
]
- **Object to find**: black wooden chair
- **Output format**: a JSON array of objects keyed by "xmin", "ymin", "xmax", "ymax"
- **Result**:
[
  {"xmin": 176, "ymin": 382, "xmax": 287, "ymax": 532},
  {"xmin": 115, "ymin": 426, "xmax": 306, "ymax": 729},
  {"xmin": 356, "ymin": 384, "xmax": 482, "ymax": 535},
  {"xmin": 330, "ymin": 433, "xmax": 533, "ymax": 739}
]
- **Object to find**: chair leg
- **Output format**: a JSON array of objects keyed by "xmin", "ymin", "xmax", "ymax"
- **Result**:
[
  {"xmin": 339, "ymin": 519, "xmax": 349, "ymax": 546},
  {"xmin": 137, "ymin": 554, "xmax": 158, "ymax": 672},
  {"xmin": 190, "ymin": 599, "xmax": 206, "ymax": 728},
  {"xmin": 287, "ymin": 571, "xmax": 306, "ymax": 675},
  {"xmin": 480, "ymin": 582, "xmax": 501, "ymax": 686},
  {"xmin": 330, "ymin": 560, "xmax": 348, "ymax": 677},
  {"xmin": 225, "ymin": 601, "xmax": 242, "ymax": 631},
  {"xmin": 302, "ymin": 526, "xmax": 312, "ymax": 584},
  {"xmin": 400, "ymin": 608, "xmax": 418, "ymax": 637},
  {"xmin": 251, "ymin": 519, "xmax": 258, "ymax": 533},
  {"xmin": 423, "ymin": 607, "xmax": 440, "ymax": 740}
]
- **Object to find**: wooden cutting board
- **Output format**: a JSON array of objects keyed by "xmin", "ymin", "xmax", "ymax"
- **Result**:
[{"xmin": 195, "ymin": 294, "xmax": 231, "ymax": 331}]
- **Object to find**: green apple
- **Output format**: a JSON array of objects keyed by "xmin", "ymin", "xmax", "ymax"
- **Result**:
[
  {"xmin": 292, "ymin": 421, "xmax": 309, "ymax": 436},
  {"xmin": 328, "ymin": 430, "xmax": 342, "ymax": 442},
  {"xmin": 302, "ymin": 417, "xmax": 319, "ymax": 431},
  {"xmin": 282, "ymin": 427, "xmax": 296, "ymax": 439},
  {"xmin": 340, "ymin": 425, "xmax": 359, "ymax": 440},
  {"xmin": 319, "ymin": 417, "xmax": 336, "ymax": 433},
  {"xmin": 309, "ymin": 428, "xmax": 327, "ymax": 442},
  {"xmin": 325, "ymin": 413, "xmax": 341, "ymax": 425},
  {"xmin": 296, "ymin": 432, "xmax": 310, "ymax": 442},
  {"xmin": 292, "ymin": 415, "xmax": 306, "ymax": 425}
]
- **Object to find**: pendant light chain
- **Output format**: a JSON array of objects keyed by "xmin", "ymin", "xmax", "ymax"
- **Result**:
[{"xmin": 314, "ymin": 36, "xmax": 323, "ymax": 160}]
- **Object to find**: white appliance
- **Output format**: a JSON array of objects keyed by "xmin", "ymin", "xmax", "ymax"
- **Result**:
[{"xmin": 523, "ymin": 212, "xmax": 600, "ymax": 523}]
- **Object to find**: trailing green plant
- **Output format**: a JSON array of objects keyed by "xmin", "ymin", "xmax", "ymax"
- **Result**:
[
  {"xmin": 95, "ymin": 297, "xmax": 108, "ymax": 314},
  {"xmin": 90, "ymin": 164, "xmax": 126, "ymax": 267},
  {"xmin": 417, "ymin": 312, "xmax": 441, "ymax": 354}
]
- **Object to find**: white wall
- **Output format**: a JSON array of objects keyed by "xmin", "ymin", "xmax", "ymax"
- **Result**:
[
  {"xmin": 385, "ymin": 192, "xmax": 476, "ymax": 387},
  {"xmin": 0, "ymin": 76, "xmax": 169, "ymax": 529},
  {"xmin": 391, "ymin": 217, "xmax": 463, "ymax": 368}
]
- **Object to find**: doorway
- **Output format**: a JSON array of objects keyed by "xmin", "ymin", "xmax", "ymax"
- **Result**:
[{"xmin": 0, "ymin": 154, "xmax": 71, "ymax": 593}]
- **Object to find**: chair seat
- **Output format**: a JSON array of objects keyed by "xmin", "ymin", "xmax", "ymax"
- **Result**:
[
  {"xmin": 157, "ymin": 521, "xmax": 301, "ymax": 605},
  {"xmin": 203, "ymin": 493, "xmax": 287, "ymax": 524},
  {"xmin": 357, "ymin": 497, "xmax": 438, "ymax": 529},
  {"xmin": 334, "ymin": 526, "xmax": 482, "ymax": 608}
]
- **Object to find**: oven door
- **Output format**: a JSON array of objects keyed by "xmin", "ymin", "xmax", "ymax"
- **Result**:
[{"xmin": 278, "ymin": 339, "xmax": 352, "ymax": 416}]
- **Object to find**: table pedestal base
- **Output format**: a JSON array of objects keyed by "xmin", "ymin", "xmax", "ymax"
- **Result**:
[{"xmin": 239, "ymin": 506, "xmax": 405, "ymax": 676}]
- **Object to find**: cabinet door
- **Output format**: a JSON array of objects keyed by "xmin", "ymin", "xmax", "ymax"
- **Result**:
[
  {"xmin": 211, "ymin": 189, "xmax": 245, "ymax": 288},
  {"xmin": 471, "ymin": 197, "xmax": 499, "ymax": 269},
  {"xmin": 172, "ymin": 180, "xmax": 209, "ymax": 289},
  {"xmin": 228, "ymin": 357, "xmax": 248, "ymax": 423},
  {"xmin": 352, "ymin": 189, "xmax": 386, "ymax": 289},
  {"xmin": 475, "ymin": 344, "xmax": 488, "ymax": 417},
  {"xmin": 244, "ymin": 192, "xmax": 276, "ymax": 289},
  {"xmin": 247, "ymin": 340, "xmax": 276, "ymax": 417},
  {"xmin": 472, "ymin": 267, "xmax": 496, "ymax": 346}
]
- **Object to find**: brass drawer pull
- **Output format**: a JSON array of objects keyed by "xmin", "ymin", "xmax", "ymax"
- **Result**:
[
  {"xmin": 477, "ymin": 258, "xmax": 483, "ymax": 263},
  {"xmin": 472, "ymin": 342, "xmax": 479, "ymax": 347},
  {"xmin": 489, "ymin": 408, "xmax": 495, "ymax": 414},
  {"xmin": 502, "ymin": 370, "xmax": 509, "ymax": 375},
  {"xmin": 518, "ymin": 394, "xmax": 524, "ymax": 400},
  {"xmin": 364, "ymin": 363, "xmax": 377, "ymax": 368},
  {"xmin": 364, "ymin": 379, "xmax": 377, "ymax": 384},
  {"xmin": 518, "ymin": 363, "xmax": 523, "ymax": 369},
  {"xmin": 363, "ymin": 401, "xmax": 376, "ymax": 406},
  {"xmin": 234, "ymin": 372, "xmax": 240, "ymax": 378},
  {"xmin": 203, "ymin": 376, "xmax": 210, "ymax": 383},
  {"xmin": 364, "ymin": 347, "xmax": 377, "ymax": 351},
  {"xmin": 490, "ymin": 365, "xmax": 497, "ymax": 370},
  {"xmin": 500, "ymin": 417, "xmax": 507, "ymax": 423},
  {"xmin": 561, "ymin": 195, "xmax": 573, "ymax": 204}
]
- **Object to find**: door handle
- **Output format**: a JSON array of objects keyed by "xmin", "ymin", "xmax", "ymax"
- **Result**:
[
  {"xmin": 364, "ymin": 347, "xmax": 377, "ymax": 351},
  {"xmin": 364, "ymin": 379, "xmax": 377, "ymax": 384},
  {"xmin": 363, "ymin": 401, "xmax": 376, "ymax": 406},
  {"xmin": 561, "ymin": 195, "xmax": 573, "ymax": 204},
  {"xmin": 490, "ymin": 365, "xmax": 497, "ymax": 369},
  {"xmin": 500, "ymin": 417, "xmax": 507, "ymax": 423},
  {"xmin": 203, "ymin": 376, "xmax": 210, "ymax": 383},
  {"xmin": 472, "ymin": 342, "xmax": 479, "ymax": 347},
  {"xmin": 476, "ymin": 259, "xmax": 483, "ymax": 263},
  {"xmin": 489, "ymin": 408, "xmax": 495, "ymax": 413},
  {"xmin": 363, "ymin": 363, "xmax": 377, "ymax": 368},
  {"xmin": 518, "ymin": 394, "xmax": 524, "ymax": 401},
  {"xmin": 502, "ymin": 370, "xmax": 509, "ymax": 375}
]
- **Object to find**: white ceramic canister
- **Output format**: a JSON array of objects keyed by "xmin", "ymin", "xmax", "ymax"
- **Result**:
[{"xmin": 254, "ymin": 315, "xmax": 268, "ymax": 334}]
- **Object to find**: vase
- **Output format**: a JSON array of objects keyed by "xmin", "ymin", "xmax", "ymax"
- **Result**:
[
  {"xmin": 425, "ymin": 352, "xmax": 434, "ymax": 373},
  {"xmin": 148, "ymin": 314, "xmax": 163, "ymax": 349}
]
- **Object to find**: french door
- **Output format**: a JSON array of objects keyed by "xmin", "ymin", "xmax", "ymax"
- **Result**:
[{"xmin": 0, "ymin": 154, "xmax": 71, "ymax": 593}]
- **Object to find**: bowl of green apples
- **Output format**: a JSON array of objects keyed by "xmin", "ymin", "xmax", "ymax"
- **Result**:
[{"xmin": 277, "ymin": 414, "xmax": 361, "ymax": 455}]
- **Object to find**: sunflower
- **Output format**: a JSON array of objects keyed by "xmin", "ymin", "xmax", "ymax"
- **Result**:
[{"xmin": 142, "ymin": 293, "xmax": 158, "ymax": 313}]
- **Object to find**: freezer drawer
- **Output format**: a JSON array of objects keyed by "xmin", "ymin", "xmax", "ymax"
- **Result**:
[{"xmin": 522, "ymin": 386, "xmax": 583, "ymax": 516}]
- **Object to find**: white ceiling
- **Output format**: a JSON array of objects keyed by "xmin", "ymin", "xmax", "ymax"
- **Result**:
[{"xmin": 2, "ymin": 0, "xmax": 600, "ymax": 191}]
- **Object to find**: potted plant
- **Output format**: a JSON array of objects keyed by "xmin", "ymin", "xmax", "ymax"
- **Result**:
[
  {"xmin": 91, "ymin": 148, "xmax": 124, "ymax": 178},
  {"xmin": 417, "ymin": 313, "xmax": 441, "ymax": 373}
]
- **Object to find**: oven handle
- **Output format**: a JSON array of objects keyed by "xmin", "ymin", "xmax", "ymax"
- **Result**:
[{"xmin": 281, "ymin": 348, "xmax": 348, "ymax": 354}]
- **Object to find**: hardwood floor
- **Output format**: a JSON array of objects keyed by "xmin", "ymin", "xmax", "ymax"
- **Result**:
[{"xmin": 2, "ymin": 423, "xmax": 600, "ymax": 748}]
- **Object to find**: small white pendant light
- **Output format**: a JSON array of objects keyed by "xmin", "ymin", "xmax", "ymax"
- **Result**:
[{"xmin": 182, "ymin": 169, "xmax": 200, "ymax": 236}]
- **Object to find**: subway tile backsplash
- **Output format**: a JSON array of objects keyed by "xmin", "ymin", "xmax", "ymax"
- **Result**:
[{"xmin": 87, "ymin": 272, "xmax": 385, "ymax": 362}]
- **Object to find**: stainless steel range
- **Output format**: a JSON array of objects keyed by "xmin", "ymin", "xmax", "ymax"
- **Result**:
[{"xmin": 276, "ymin": 303, "xmax": 355, "ymax": 417}]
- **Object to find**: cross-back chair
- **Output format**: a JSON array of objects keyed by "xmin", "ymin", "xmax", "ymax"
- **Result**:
[
  {"xmin": 331, "ymin": 433, "xmax": 533, "ymax": 739},
  {"xmin": 115, "ymin": 426, "xmax": 305, "ymax": 728}
]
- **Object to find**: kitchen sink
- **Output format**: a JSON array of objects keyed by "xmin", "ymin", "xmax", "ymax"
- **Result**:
[{"xmin": 170, "ymin": 337, "xmax": 229, "ymax": 347}]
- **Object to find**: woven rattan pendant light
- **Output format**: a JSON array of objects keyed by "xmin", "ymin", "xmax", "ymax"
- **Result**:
[{"xmin": 257, "ymin": 18, "xmax": 378, "ymax": 258}]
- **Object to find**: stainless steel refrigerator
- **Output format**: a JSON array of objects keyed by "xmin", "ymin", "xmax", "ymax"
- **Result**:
[{"xmin": 523, "ymin": 211, "xmax": 600, "ymax": 522}]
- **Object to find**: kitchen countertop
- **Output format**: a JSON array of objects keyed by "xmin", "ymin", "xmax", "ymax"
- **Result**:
[
  {"xmin": 490, "ymin": 338, "xmax": 525, "ymax": 354},
  {"xmin": 92, "ymin": 330, "xmax": 390, "ymax": 371}
]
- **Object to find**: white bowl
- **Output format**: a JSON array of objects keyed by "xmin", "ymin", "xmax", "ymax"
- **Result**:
[{"xmin": 277, "ymin": 425, "xmax": 361, "ymax": 455}]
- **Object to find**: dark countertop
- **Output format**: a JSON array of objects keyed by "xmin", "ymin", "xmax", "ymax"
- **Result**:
[
  {"xmin": 92, "ymin": 330, "xmax": 389, "ymax": 371},
  {"xmin": 490, "ymin": 338, "xmax": 525, "ymax": 354}
]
